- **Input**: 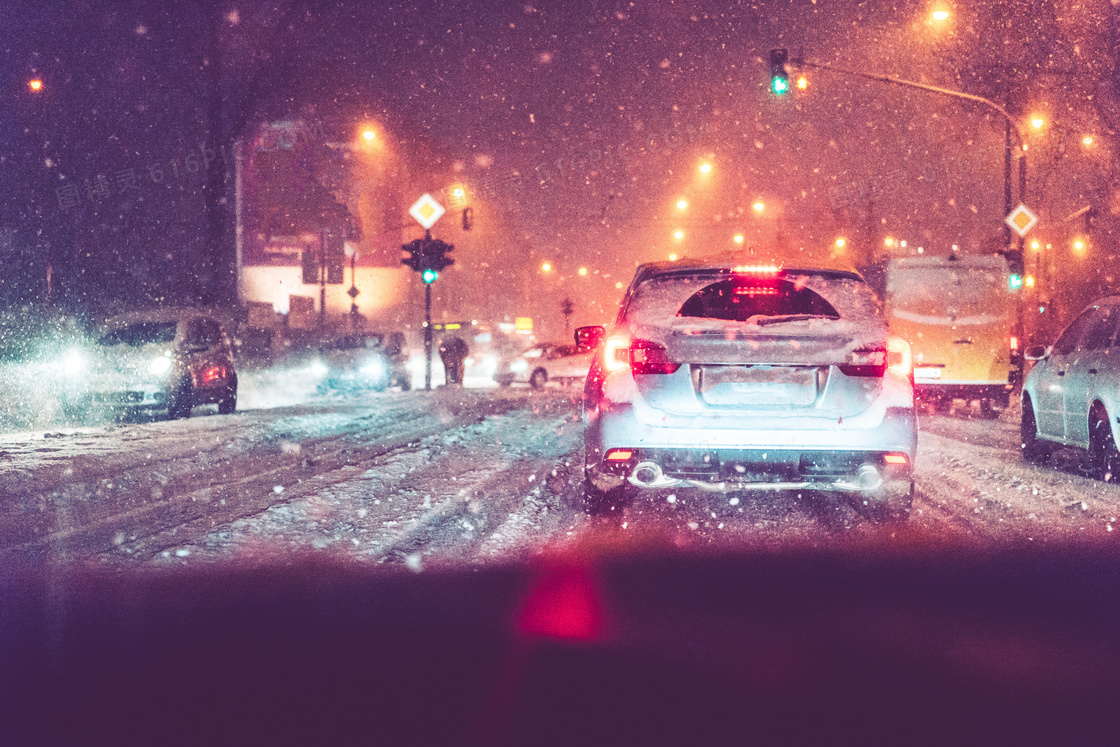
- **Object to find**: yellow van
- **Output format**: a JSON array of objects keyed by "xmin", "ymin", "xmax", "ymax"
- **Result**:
[{"xmin": 885, "ymin": 255, "xmax": 1016, "ymax": 418}]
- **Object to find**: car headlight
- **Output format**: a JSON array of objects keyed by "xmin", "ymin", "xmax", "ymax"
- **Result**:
[
  {"xmin": 63, "ymin": 349, "xmax": 85, "ymax": 377},
  {"xmin": 510, "ymin": 359, "xmax": 529, "ymax": 373},
  {"xmin": 149, "ymin": 353, "xmax": 172, "ymax": 376},
  {"xmin": 310, "ymin": 360, "xmax": 329, "ymax": 377},
  {"xmin": 361, "ymin": 358, "xmax": 386, "ymax": 377}
]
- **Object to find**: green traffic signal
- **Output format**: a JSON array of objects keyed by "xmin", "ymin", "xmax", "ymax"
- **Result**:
[
  {"xmin": 768, "ymin": 48, "xmax": 789, "ymax": 96},
  {"xmin": 1009, "ymin": 274, "xmax": 1023, "ymax": 290},
  {"xmin": 422, "ymin": 268, "xmax": 439, "ymax": 284}
]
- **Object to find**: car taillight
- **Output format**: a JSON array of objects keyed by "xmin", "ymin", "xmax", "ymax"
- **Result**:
[
  {"xmin": 1010, "ymin": 336, "xmax": 1018, "ymax": 352},
  {"xmin": 604, "ymin": 336, "xmax": 630, "ymax": 372},
  {"xmin": 887, "ymin": 336, "xmax": 912, "ymax": 378},
  {"xmin": 839, "ymin": 347, "xmax": 887, "ymax": 377},
  {"xmin": 629, "ymin": 339, "xmax": 680, "ymax": 375}
]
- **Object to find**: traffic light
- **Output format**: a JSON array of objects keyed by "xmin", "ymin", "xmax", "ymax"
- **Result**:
[
  {"xmin": 401, "ymin": 234, "xmax": 455, "ymax": 282},
  {"xmin": 769, "ymin": 48, "xmax": 789, "ymax": 95},
  {"xmin": 1009, "ymin": 273, "xmax": 1023, "ymax": 290}
]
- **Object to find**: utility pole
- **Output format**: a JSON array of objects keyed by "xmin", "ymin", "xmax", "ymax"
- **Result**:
[{"xmin": 319, "ymin": 228, "xmax": 327, "ymax": 332}]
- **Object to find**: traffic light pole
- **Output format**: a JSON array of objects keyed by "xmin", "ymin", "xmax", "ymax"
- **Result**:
[{"xmin": 424, "ymin": 281, "xmax": 433, "ymax": 391}]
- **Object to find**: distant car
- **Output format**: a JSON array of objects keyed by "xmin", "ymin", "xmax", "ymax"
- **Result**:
[
  {"xmin": 59, "ymin": 311, "xmax": 237, "ymax": 420},
  {"xmin": 1020, "ymin": 296, "xmax": 1120, "ymax": 479},
  {"xmin": 310, "ymin": 333, "xmax": 408, "ymax": 392},
  {"xmin": 579, "ymin": 258, "xmax": 917, "ymax": 519},
  {"xmin": 496, "ymin": 342, "xmax": 595, "ymax": 388}
]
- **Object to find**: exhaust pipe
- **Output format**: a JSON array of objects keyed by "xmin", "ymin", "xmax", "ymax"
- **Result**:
[
  {"xmin": 832, "ymin": 463, "xmax": 884, "ymax": 491},
  {"xmin": 630, "ymin": 461, "xmax": 665, "ymax": 487}
]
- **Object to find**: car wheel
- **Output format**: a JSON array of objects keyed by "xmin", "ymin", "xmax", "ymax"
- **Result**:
[
  {"xmin": 1020, "ymin": 397, "xmax": 1051, "ymax": 464},
  {"xmin": 218, "ymin": 376, "xmax": 237, "ymax": 414},
  {"xmin": 167, "ymin": 378, "xmax": 193, "ymax": 420},
  {"xmin": 529, "ymin": 368, "xmax": 548, "ymax": 389},
  {"xmin": 582, "ymin": 476, "xmax": 633, "ymax": 516},
  {"xmin": 1089, "ymin": 406, "xmax": 1120, "ymax": 483}
]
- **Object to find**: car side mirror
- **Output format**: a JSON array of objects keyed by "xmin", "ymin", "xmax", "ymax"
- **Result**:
[
  {"xmin": 575, "ymin": 325, "xmax": 606, "ymax": 350},
  {"xmin": 1024, "ymin": 344, "xmax": 1048, "ymax": 361}
]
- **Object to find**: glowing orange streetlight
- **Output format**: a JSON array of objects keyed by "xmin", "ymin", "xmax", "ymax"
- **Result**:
[
  {"xmin": 676, "ymin": 199, "xmax": 688, "ymax": 210},
  {"xmin": 733, "ymin": 234, "xmax": 744, "ymax": 244},
  {"xmin": 1030, "ymin": 116, "xmax": 1045, "ymax": 130},
  {"xmin": 362, "ymin": 129, "xmax": 376, "ymax": 141},
  {"xmin": 668, "ymin": 253, "xmax": 679, "ymax": 261},
  {"xmin": 931, "ymin": 9, "xmax": 950, "ymax": 21},
  {"xmin": 541, "ymin": 262, "xmax": 552, "ymax": 272},
  {"xmin": 578, "ymin": 267, "xmax": 589, "ymax": 276},
  {"xmin": 673, "ymin": 230, "xmax": 685, "ymax": 240},
  {"xmin": 752, "ymin": 201, "xmax": 765, "ymax": 213},
  {"xmin": 698, "ymin": 162, "xmax": 712, "ymax": 175},
  {"xmin": 28, "ymin": 79, "xmax": 43, "ymax": 92}
]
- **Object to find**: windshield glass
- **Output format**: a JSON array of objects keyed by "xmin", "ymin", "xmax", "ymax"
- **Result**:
[
  {"xmin": 99, "ymin": 322, "xmax": 178, "ymax": 346},
  {"xmin": 4, "ymin": 5, "xmax": 1120, "ymax": 722}
]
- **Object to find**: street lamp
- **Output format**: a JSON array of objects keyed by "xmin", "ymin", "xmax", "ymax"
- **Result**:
[
  {"xmin": 1030, "ymin": 116, "xmax": 1045, "ymax": 130},
  {"xmin": 578, "ymin": 267, "xmax": 588, "ymax": 276},
  {"xmin": 676, "ymin": 199, "xmax": 688, "ymax": 210},
  {"xmin": 733, "ymin": 234, "xmax": 744, "ymax": 244},
  {"xmin": 28, "ymin": 79, "xmax": 43, "ymax": 92},
  {"xmin": 673, "ymin": 230, "xmax": 684, "ymax": 240},
  {"xmin": 362, "ymin": 129, "xmax": 376, "ymax": 140},
  {"xmin": 698, "ymin": 162, "xmax": 712, "ymax": 175},
  {"xmin": 752, "ymin": 201, "xmax": 765, "ymax": 213},
  {"xmin": 931, "ymin": 9, "xmax": 950, "ymax": 21},
  {"xmin": 541, "ymin": 262, "xmax": 552, "ymax": 272}
]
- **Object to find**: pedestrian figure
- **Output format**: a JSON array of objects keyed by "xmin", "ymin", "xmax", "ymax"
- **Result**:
[{"xmin": 439, "ymin": 335, "xmax": 469, "ymax": 385}]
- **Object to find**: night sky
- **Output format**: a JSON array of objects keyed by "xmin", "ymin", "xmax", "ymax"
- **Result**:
[{"xmin": 3, "ymin": 0, "xmax": 1118, "ymax": 332}]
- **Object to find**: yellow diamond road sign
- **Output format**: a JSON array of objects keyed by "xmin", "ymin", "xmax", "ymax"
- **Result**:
[
  {"xmin": 409, "ymin": 193, "xmax": 445, "ymax": 230},
  {"xmin": 1005, "ymin": 203, "xmax": 1038, "ymax": 237}
]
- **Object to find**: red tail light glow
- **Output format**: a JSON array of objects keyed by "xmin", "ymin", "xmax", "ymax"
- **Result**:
[
  {"xmin": 200, "ymin": 365, "xmax": 224, "ymax": 384},
  {"xmin": 604, "ymin": 336, "xmax": 630, "ymax": 372},
  {"xmin": 887, "ymin": 337, "xmax": 912, "ymax": 378},
  {"xmin": 883, "ymin": 453, "xmax": 909, "ymax": 466},
  {"xmin": 732, "ymin": 264, "xmax": 781, "ymax": 275},
  {"xmin": 629, "ymin": 339, "xmax": 681, "ymax": 375},
  {"xmin": 605, "ymin": 449, "xmax": 634, "ymax": 461}
]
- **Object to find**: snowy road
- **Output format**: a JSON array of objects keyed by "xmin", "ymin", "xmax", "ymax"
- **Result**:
[{"xmin": 2, "ymin": 387, "xmax": 1118, "ymax": 568}]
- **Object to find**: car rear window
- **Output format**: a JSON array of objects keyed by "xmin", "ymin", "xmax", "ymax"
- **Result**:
[
  {"xmin": 624, "ymin": 271, "xmax": 881, "ymax": 328},
  {"xmin": 677, "ymin": 278, "xmax": 839, "ymax": 322},
  {"xmin": 99, "ymin": 322, "xmax": 178, "ymax": 346}
]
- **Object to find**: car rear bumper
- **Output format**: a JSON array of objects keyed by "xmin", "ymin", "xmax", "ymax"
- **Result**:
[
  {"xmin": 585, "ymin": 404, "xmax": 916, "ymax": 493},
  {"xmin": 915, "ymin": 382, "xmax": 1012, "ymax": 405}
]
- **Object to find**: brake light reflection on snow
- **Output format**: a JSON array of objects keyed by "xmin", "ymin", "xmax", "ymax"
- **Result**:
[{"xmin": 516, "ymin": 563, "xmax": 603, "ymax": 642}]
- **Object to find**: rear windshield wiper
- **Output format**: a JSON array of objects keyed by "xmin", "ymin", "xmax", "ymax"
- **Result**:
[{"xmin": 752, "ymin": 314, "xmax": 838, "ymax": 327}]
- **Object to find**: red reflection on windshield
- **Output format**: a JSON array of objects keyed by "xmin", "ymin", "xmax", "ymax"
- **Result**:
[{"xmin": 516, "ymin": 563, "xmax": 603, "ymax": 641}]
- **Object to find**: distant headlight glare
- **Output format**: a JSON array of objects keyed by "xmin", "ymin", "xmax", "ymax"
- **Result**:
[
  {"xmin": 310, "ymin": 360, "xmax": 329, "ymax": 377},
  {"xmin": 149, "ymin": 354, "xmax": 172, "ymax": 376},
  {"xmin": 63, "ymin": 349, "xmax": 85, "ymax": 377},
  {"xmin": 361, "ymin": 358, "xmax": 386, "ymax": 378}
]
